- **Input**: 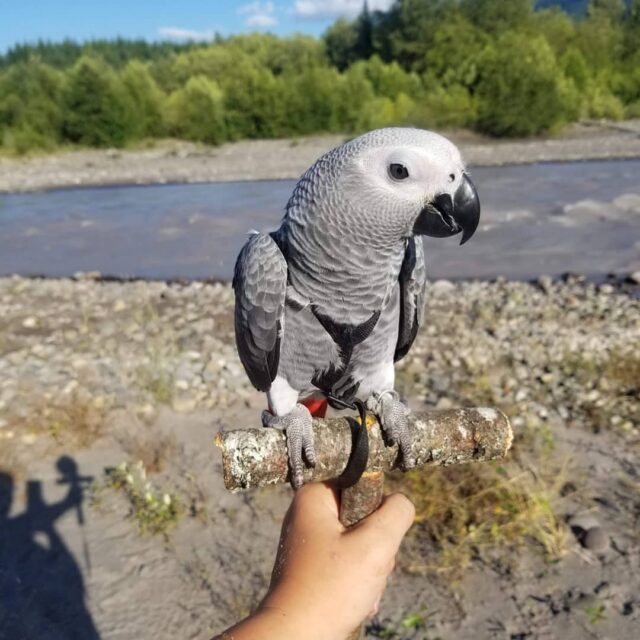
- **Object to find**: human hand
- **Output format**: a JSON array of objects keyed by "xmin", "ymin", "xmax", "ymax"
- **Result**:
[{"xmin": 259, "ymin": 482, "xmax": 415, "ymax": 639}]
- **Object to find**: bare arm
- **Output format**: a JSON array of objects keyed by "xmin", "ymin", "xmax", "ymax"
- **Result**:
[{"xmin": 213, "ymin": 482, "xmax": 415, "ymax": 640}]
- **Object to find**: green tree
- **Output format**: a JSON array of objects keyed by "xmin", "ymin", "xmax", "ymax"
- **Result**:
[
  {"xmin": 324, "ymin": 19, "xmax": 359, "ymax": 71},
  {"xmin": 354, "ymin": 55, "xmax": 422, "ymax": 99},
  {"xmin": 379, "ymin": 0, "xmax": 455, "ymax": 70},
  {"xmin": 282, "ymin": 66, "xmax": 343, "ymax": 134},
  {"xmin": 62, "ymin": 56, "xmax": 135, "ymax": 147},
  {"xmin": 221, "ymin": 61, "xmax": 286, "ymax": 139},
  {"xmin": 475, "ymin": 34, "xmax": 578, "ymax": 136},
  {"xmin": 166, "ymin": 75, "xmax": 226, "ymax": 144},
  {"xmin": 588, "ymin": 0, "xmax": 626, "ymax": 20},
  {"xmin": 461, "ymin": 0, "xmax": 534, "ymax": 33},
  {"xmin": 0, "ymin": 58, "xmax": 65, "ymax": 150},
  {"xmin": 423, "ymin": 12, "xmax": 487, "ymax": 87},
  {"xmin": 120, "ymin": 60, "xmax": 165, "ymax": 138}
]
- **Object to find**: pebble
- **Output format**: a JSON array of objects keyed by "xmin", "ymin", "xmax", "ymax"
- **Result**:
[
  {"xmin": 172, "ymin": 397, "xmax": 197, "ymax": 413},
  {"xmin": 582, "ymin": 527, "xmax": 609, "ymax": 553}
]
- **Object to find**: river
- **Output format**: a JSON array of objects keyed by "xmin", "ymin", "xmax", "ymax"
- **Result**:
[{"xmin": 1, "ymin": 159, "xmax": 639, "ymax": 281}]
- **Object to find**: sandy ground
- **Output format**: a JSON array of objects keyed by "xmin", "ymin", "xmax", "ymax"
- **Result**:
[
  {"xmin": 1, "ymin": 120, "xmax": 640, "ymax": 193},
  {"xmin": 0, "ymin": 276, "xmax": 638, "ymax": 639}
]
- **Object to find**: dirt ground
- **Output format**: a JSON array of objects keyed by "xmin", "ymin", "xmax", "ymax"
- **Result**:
[
  {"xmin": 1, "ymin": 276, "xmax": 638, "ymax": 640},
  {"xmin": 1, "ymin": 397, "xmax": 638, "ymax": 640}
]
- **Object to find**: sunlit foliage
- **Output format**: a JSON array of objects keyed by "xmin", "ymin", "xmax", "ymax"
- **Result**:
[{"xmin": 0, "ymin": 0, "xmax": 638, "ymax": 152}]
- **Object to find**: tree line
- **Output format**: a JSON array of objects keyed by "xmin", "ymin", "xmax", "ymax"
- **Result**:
[{"xmin": 1, "ymin": 0, "xmax": 639, "ymax": 153}]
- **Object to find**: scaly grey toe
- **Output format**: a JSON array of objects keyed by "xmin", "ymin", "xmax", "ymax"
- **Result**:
[
  {"xmin": 367, "ymin": 392, "xmax": 416, "ymax": 469},
  {"xmin": 262, "ymin": 403, "xmax": 315, "ymax": 489}
]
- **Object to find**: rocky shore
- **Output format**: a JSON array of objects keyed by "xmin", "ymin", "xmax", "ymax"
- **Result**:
[
  {"xmin": 1, "ymin": 275, "xmax": 637, "ymax": 439},
  {"xmin": 1, "ymin": 120, "xmax": 639, "ymax": 193}
]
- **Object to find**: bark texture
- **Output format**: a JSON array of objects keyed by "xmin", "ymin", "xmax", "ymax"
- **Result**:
[{"xmin": 215, "ymin": 408, "xmax": 513, "ymax": 492}]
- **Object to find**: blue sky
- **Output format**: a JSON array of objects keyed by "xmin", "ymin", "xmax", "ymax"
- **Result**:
[{"xmin": 0, "ymin": 1, "xmax": 395, "ymax": 53}]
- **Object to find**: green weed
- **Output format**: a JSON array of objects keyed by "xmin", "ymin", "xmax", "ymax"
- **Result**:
[{"xmin": 105, "ymin": 460, "xmax": 181, "ymax": 536}]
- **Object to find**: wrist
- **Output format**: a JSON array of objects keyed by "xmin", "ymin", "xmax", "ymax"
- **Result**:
[{"xmin": 259, "ymin": 588, "xmax": 349, "ymax": 640}]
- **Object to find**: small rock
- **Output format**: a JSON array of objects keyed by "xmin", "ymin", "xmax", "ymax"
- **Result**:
[
  {"xmin": 515, "ymin": 388, "xmax": 528, "ymax": 403},
  {"xmin": 435, "ymin": 397, "xmax": 453, "ymax": 410},
  {"xmin": 174, "ymin": 379, "xmax": 190, "ymax": 391},
  {"xmin": 536, "ymin": 275, "xmax": 553, "ymax": 293},
  {"xmin": 629, "ymin": 271, "xmax": 640, "ymax": 284},
  {"xmin": 172, "ymin": 396, "xmax": 197, "ymax": 413},
  {"xmin": 22, "ymin": 316, "xmax": 38, "ymax": 329},
  {"xmin": 568, "ymin": 513, "xmax": 600, "ymax": 532},
  {"xmin": 582, "ymin": 527, "xmax": 609, "ymax": 554},
  {"xmin": 113, "ymin": 299, "xmax": 127, "ymax": 312},
  {"xmin": 431, "ymin": 279, "xmax": 455, "ymax": 293}
]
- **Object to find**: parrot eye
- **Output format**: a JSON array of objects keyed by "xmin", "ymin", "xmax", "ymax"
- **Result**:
[
  {"xmin": 388, "ymin": 163, "xmax": 409, "ymax": 181},
  {"xmin": 449, "ymin": 173, "xmax": 455, "ymax": 182}
]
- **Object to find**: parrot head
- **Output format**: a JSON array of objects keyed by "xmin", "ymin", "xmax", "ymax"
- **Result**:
[{"xmin": 331, "ymin": 127, "xmax": 480, "ymax": 245}]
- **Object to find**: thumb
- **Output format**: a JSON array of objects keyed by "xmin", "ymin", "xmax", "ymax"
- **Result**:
[{"xmin": 351, "ymin": 493, "xmax": 415, "ymax": 553}]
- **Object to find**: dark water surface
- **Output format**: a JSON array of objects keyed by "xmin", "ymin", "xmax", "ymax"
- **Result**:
[{"xmin": 1, "ymin": 159, "xmax": 639, "ymax": 280}]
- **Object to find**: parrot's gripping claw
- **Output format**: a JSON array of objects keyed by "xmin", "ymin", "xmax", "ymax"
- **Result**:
[
  {"xmin": 262, "ymin": 403, "xmax": 316, "ymax": 489},
  {"xmin": 366, "ymin": 391, "xmax": 415, "ymax": 469}
]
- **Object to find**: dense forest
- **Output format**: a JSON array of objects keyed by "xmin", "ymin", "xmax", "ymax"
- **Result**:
[{"xmin": 1, "ymin": 0, "xmax": 639, "ymax": 153}]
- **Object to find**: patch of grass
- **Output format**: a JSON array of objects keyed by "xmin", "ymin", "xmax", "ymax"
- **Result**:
[
  {"xmin": 558, "ymin": 346, "xmax": 640, "ymax": 433},
  {"xmin": 104, "ymin": 460, "xmax": 181, "ymax": 536},
  {"xmin": 25, "ymin": 393, "xmax": 106, "ymax": 448},
  {"xmin": 367, "ymin": 611, "xmax": 431, "ymax": 639},
  {"xmin": 398, "ymin": 453, "xmax": 570, "ymax": 575},
  {"xmin": 136, "ymin": 366, "xmax": 175, "ymax": 405},
  {"xmin": 584, "ymin": 603, "xmax": 606, "ymax": 624}
]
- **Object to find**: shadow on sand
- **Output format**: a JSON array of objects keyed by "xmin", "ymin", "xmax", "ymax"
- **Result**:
[{"xmin": 0, "ymin": 455, "xmax": 99, "ymax": 640}]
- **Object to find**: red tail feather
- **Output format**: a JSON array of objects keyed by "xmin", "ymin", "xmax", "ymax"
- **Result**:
[
  {"xmin": 301, "ymin": 397, "xmax": 328, "ymax": 418},
  {"xmin": 266, "ymin": 397, "xmax": 328, "ymax": 418}
]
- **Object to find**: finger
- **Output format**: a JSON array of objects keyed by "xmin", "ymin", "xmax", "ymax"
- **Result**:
[
  {"xmin": 292, "ymin": 481, "xmax": 341, "ymax": 523},
  {"xmin": 351, "ymin": 492, "xmax": 415, "ymax": 552}
]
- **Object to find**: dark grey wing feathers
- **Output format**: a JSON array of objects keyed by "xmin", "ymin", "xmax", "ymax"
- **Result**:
[
  {"xmin": 394, "ymin": 237, "xmax": 427, "ymax": 362},
  {"xmin": 233, "ymin": 233, "xmax": 287, "ymax": 392}
]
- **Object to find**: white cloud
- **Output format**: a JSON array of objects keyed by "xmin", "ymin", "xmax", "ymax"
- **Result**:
[
  {"xmin": 292, "ymin": 0, "xmax": 394, "ymax": 20},
  {"xmin": 238, "ymin": 1, "xmax": 278, "ymax": 28},
  {"xmin": 158, "ymin": 26, "xmax": 216, "ymax": 41}
]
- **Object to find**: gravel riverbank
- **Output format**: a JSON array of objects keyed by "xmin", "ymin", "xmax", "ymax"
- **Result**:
[
  {"xmin": 1, "ymin": 275, "xmax": 639, "ymax": 639},
  {"xmin": 1, "ymin": 275, "xmax": 638, "ymax": 434},
  {"xmin": 1, "ymin": 120, "xmax": 639, "ymax": 193}
]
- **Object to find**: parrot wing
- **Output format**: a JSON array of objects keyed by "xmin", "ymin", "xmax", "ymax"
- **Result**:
[
  {"xmin": 233, "ymin": 232, "xmax": 287, "ymax": 392},
  {"xmin": 394, "ymin": 237, "xmax": 427, "ymax": 362}
]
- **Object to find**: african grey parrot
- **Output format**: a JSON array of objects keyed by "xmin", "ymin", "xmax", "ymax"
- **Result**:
[{"xmin": 233, "ymin": 128, "xmax": 480, "ymax": 488}]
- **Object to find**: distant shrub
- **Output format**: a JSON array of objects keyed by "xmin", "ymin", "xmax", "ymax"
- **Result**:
[
  {"xmin": 475, "ymin": 34, "xmax": 577, "ymax": 136},
  {"xmin": 166, "ymin": 75, "xmax": 226, "ymax": 144},
  {"xmin": 62, "ymin": 56, "xmax": 136, "ymax": 147},
  {"xmin": 120, "ymin": 60, "xmax": 165, "ymax": 138},
  {"xmin": 2, "ymin": 125, "xmax": 57, "ymax": 154}
]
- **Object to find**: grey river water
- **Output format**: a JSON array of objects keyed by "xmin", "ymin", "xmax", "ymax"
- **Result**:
[{"xmin": 1, "ymin": 159, "xmax": 639, "ymax": 281}]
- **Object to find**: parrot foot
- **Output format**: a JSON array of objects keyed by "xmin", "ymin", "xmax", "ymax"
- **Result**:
[
  {"xmin": 366, "ymin": 390, "xmax": 415, "ymax": 469},
  {"xmin": 262, "ymin": 403, "xmax": 316, "ymax": 489}
]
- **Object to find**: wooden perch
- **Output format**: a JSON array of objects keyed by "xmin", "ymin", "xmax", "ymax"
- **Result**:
[
  {"xmin": 215, "ymin": 407, "xmax": 513, "ymax": 493},
  {"xmin": 216, "ymin": 407, "xmax": 512, "ymax": 640}
]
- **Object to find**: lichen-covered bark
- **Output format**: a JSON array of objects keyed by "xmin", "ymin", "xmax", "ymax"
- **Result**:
[{"xmin": 215, "ymin": 408, "xmax": 513, "ymax": 492}]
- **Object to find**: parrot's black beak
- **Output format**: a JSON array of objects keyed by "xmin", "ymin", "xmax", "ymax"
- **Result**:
[{"xmin": 413, "ymin": 173, "xmax": 480, "ymax": 245}]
